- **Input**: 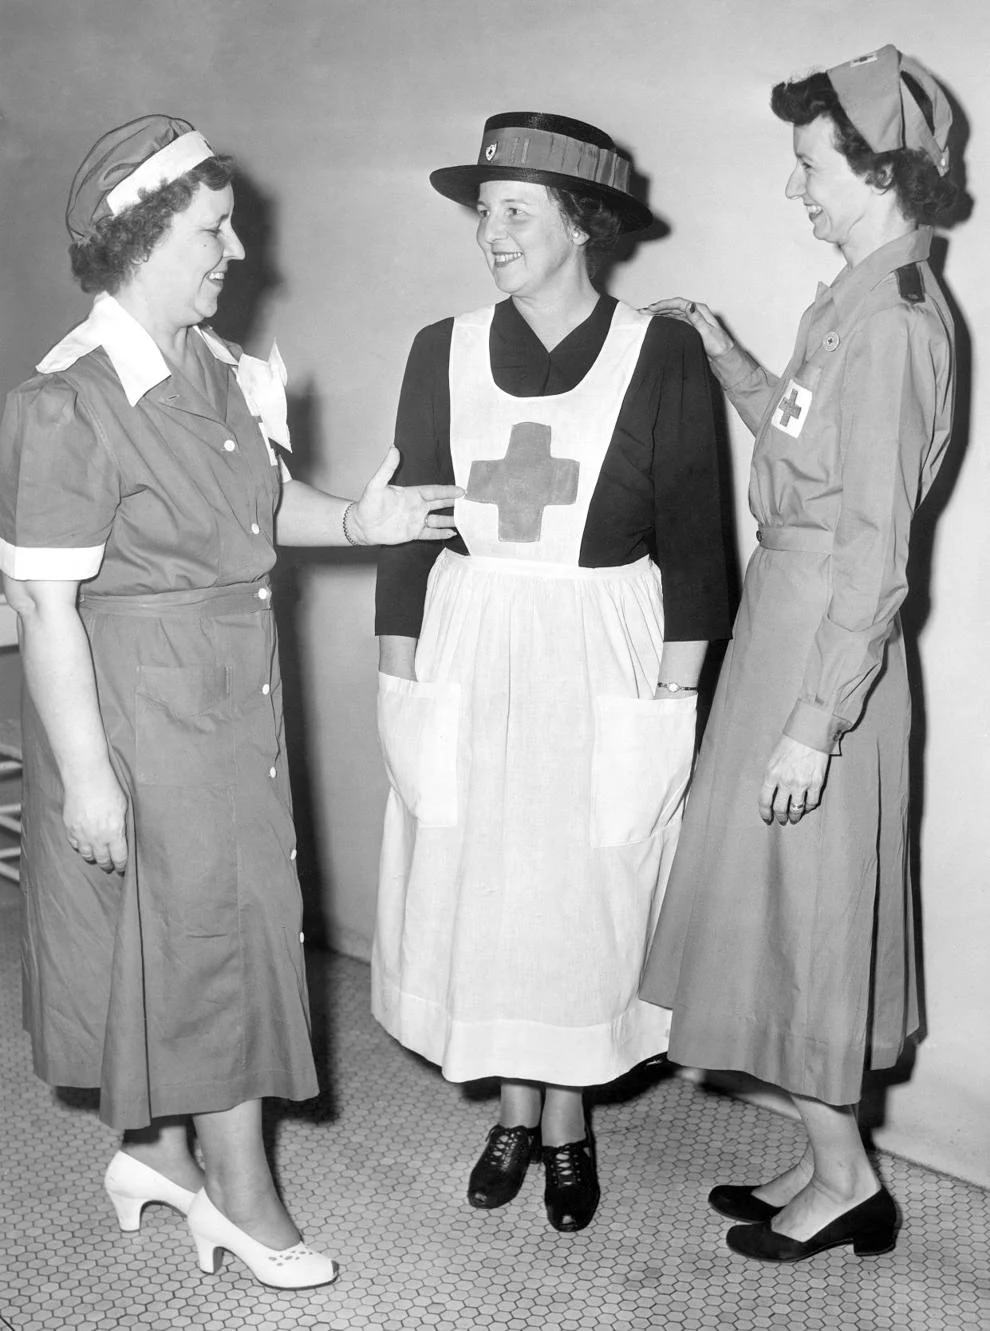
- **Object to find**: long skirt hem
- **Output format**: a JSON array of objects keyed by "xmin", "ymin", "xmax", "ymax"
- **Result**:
[{"xmin": 373, "ymin": 975, "xmax": 669, "ymax": 1088}]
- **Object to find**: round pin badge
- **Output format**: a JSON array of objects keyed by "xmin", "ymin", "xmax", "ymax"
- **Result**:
[{"xmin": 823, "ymin": 331, "xmax": 840, "ymax": 352}]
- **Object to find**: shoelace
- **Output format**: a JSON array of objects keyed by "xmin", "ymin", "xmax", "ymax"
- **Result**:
[
  {"xmin": 544, "ymin": 1142, "xmax": 591, "ymax": 1189},
  {"xmin": 483, "ymin": 1126, "xmax": 532, "ymax": 1166}
]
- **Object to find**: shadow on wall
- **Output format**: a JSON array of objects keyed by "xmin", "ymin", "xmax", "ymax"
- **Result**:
[
  {"xmin": 861, "ymin": 85, "xmax": 974, "ymax": 1137},
  {"xmin": 210, "ymin": 169, "xmax": 282, "ymax": 352},
  {"xmin": 209, "ymin": 167, "xmax": 379, "ymax": 968}
]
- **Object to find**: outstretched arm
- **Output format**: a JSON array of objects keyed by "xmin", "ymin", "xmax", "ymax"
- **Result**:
[
  {"xmin": 275, "ymin": 446, "xmax": 461, "ymax": 547},
  {"xmin": 641, "ymin": 296, "xmax": 780, "ymax": 434}
]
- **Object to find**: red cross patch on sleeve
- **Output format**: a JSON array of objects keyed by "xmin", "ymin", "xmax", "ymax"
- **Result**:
[{"xmin": 771, "ymin": 379, "xmax": 813, "ymax": 438}]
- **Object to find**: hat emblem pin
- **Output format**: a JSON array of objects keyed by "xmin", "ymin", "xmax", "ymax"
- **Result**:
[{"xmin": 485, "ymin": 142, "xmax": 497, "ymax": 162}]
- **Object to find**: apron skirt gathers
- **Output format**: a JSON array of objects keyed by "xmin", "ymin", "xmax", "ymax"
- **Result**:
[
  {"xmin": 641, "ymin": 537, "xmax": 916, "ymax": 1105},
  {"xmin": 20, "ymin": 581, "xmax": 318, "ymax": 1128},
  {"xmin": 373, "ymin": 550, "xmax": 694, "ymax": 1087}
]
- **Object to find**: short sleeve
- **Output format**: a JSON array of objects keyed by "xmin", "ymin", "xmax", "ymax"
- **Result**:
[{"xmin": 0, "ymin": 375, "xmax": 120, "ymax": 580}]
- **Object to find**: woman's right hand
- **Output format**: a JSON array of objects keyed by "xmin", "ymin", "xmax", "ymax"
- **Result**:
[
  {"xmin": 639, "ymin": 298, "xmax": 734, "ymax": 359},
  {"xmin": 63, "ymin": 768, "xmax": 128, "ymax": 873}
]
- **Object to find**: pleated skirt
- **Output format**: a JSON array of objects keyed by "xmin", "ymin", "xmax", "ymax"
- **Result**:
[
  {"xmin": 641, "ymin": 544, "xmax": 917, "ymax": 1105},
  {"xmin": 20, "ymin": 582, "xmax": 318, "ymax": 1128}
]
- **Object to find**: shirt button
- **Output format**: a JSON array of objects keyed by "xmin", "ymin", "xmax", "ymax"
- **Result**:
[
  {"xmin": 269, "ymin": 766, "xmax": 277, "ymax": 778},
  {"xmin": 257, "ymin": 587, "xmax": 270, "ymax": 600},
  {"xmin": 290, "ymin": 848, "xmax": 297, "ymax": 861},
  {"xmin": 250, "ymin": 522, "xmax": 260, "ymax": 535},
  {"xmin": 261, "ymin": 683, "xmax": 270, "ymax": 696},
  {"xmin": 223, "ymin": 439, "xmax": 236, "ymax": 452},
  {"xmin": 299, "ymin": 931, "xmax": 305, "ymax": 943}
]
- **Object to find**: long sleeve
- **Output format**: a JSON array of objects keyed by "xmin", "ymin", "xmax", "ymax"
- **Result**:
[
  {"xmin": 649, "ymin": 323, "xmax": 732, "ymax": 641},
  {"xmin": 784, "ymin": 304, "xmax": 951, "ymax": 752},
  {"xmin": 707, "ymin": 342, "xmax": 781, "ymax": 437},
  {"xmin": 375, "ymin": 320, "xmax": 455, "ymax": 637}
]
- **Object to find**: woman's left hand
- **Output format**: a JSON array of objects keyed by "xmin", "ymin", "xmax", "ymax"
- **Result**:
[
  {"xmin": 758, "ymin": 735, "xmax": 830, "ymax": 826},
  {"xmin": 351, "ymin": 447, "xmax": 463, "ymax": 544}
]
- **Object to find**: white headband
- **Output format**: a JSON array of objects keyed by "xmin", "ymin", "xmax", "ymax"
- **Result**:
[{"xmin": 106, "ymin": 130, "xmax": 215, "ymax": 214}]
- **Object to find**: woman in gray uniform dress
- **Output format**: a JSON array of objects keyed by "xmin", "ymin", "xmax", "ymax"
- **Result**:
[
  {"xmin": 642, "ymin": 46, "xmax": 959, "ymax": 1262},
  {"xmin": 0, "ymin": 114, "xmax": 458, "ymax": 1289}
]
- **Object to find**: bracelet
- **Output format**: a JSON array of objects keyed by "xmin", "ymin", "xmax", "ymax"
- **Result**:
[
  {"xmin": 342, "ymin": 502, "xmax": 361, "ymax": 547},
  {"xmin": 657, "ymin": 681, "xmax": 698, "ymax": 694}
]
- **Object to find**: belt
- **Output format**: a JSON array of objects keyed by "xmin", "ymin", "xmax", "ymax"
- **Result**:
[
  {"xmin": 79, "ymin": 578, "xmax": 272, "ymax": 617},
  {"xmin": 756, "ymin": 527, "xmax": 833, "ymax": 553}
]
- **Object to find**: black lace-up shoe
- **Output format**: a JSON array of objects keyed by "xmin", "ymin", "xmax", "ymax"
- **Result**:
[
  {"xmin": 467, "ymin": 1124, "xmax": 541, "ymax": 1209},
  {"xmin": 542, "ymin": 1136, "xmax": 600, "ymax": 1232}
]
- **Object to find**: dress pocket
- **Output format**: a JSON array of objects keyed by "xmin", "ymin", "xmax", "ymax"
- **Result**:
[
  {"xmin": 135, "ymin": 664, "xmax": 234, "ymax": 787},
  {"xmin": 590, "ymin": 694, "xmax": 697, "ymax": 848},
  {"xmin": 377, "ymin": 673, "xmax": 460, "ymax": 828}
]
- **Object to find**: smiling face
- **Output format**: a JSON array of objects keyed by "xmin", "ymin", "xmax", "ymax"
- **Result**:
[
  {"xmin": 135, "ymin": 183, "xmax": 244, "ymax": 330},
  {"xmin": 784, "ymin": 116, "xmax": 880, "ymax": 260},
  {"xmin": 475, "ymin": 179, "xmax": 587, "ymax": 301}
]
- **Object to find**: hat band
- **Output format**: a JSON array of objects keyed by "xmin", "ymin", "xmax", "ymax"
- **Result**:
[
  {"xmin": 106, "ymin": 130, "xmax": 215, "ymax": 215},
  {"xmin": 479, "ymin": 126, "xmax": 630, "ymax": 193}
]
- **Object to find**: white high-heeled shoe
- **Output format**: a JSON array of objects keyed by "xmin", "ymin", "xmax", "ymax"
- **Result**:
[
  {"xmin": 186, "ymin": 1189, "xmax": 339, "ymax": 1290},
  {"xmin": 104, "ymin": 1150, "xmax": 198, "ymax": 1232}
]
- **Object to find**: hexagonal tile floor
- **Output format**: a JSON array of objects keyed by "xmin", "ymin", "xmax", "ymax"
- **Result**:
[{"xmin": 1, "ymin": 880, "xmax": 987, "ymax": 1330}]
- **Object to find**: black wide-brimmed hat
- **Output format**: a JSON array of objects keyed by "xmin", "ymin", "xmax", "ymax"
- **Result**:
[{"xmin": 429, "ymin": 111, "xmax": 653, "ymax": 233}]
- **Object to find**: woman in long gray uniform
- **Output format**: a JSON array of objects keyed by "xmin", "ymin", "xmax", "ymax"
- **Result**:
[
  {"xmin": 641, "ymin": 46, "xmax": 959, "ymax": 1262},
  {"xmin": 0, "ymin": 115, "xmax": 458, "ymax": 1289}
]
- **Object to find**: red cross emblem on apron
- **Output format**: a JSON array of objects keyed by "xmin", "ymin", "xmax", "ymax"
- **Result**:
[{"xmin": 465, "ymin": 422, "xmax": 580, "ymax": 542}]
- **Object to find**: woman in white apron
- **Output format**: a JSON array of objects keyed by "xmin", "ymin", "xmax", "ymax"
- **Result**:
[{"xmin": 374, "ymin": 113, "xmax": 731, "ymax": 1231}]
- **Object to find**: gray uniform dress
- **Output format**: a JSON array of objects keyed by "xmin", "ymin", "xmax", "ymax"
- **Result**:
[
  {"xmin": 0, "ymin": 296, "xmax": 317, "ymax": 1128},
  {"xmin": 642, "ymin": 229, "xmax": 955, "ymax": 1105}
]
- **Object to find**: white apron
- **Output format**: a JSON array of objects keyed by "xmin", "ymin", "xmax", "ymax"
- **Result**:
[{"xmin": 372, "ymin": 301, "xmax": 694, "ymax": 1086}]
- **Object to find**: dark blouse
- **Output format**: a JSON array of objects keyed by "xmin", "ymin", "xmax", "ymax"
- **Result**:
[{"xmin": 376, "ymin": 295, "xmax": 731, "ymax": 642}]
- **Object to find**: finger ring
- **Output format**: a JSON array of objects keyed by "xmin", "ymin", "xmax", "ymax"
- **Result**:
[{"xmin": 791, "ymin": 802, "xmax": 805, "ymax": 810}]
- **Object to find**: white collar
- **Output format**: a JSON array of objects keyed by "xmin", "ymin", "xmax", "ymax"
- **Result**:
[{"xmin": 36, "ymin": 292, "xmax": 234, "ymax": 407}]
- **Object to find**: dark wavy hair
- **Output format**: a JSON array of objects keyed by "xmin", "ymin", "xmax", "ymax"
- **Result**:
[
  {"xmin": 69, "ymin": 154, "xmax": 235, "ymax": 294},
  {"xmin": 771, "ymin": 72, "xmax": 957, "ymax": 224},
  {"xmin": 548, "ymin": 187, "xmax": 623, "ymax": 272}
]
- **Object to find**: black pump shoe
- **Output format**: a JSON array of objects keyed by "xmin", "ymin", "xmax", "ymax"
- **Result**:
[
  {"xmin": 726, "ymin": 1187, "xmax": 898, "ymax": 1263},
  {"xmin": 708, "ymin": 1183, "xmax": 783, "ymax": 1223},
  {"xmin": 467, "ymin": 1124, "xmax": 541, "ymax": 1209},
  {"xmin": 542, "ymin": 1137, "xmax": 600, "ymax": 1233}
]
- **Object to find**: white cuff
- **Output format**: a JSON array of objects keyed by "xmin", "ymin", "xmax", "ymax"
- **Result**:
[{"xmin": 0, "ymin": 537, "xmax": 105, "ymax": 581}]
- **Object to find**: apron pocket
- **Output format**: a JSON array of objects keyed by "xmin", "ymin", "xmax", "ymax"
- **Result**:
[
  {"xmin": 591, "ymin": 694, "xmax": 697, "ymax": 847},
  {"xmin": 377, "ymin": 672, "xmax": 460, "ymax": 827},
  {"xmin": 135, "ymin": 664, "xmax": 234, "ymax": 787}
]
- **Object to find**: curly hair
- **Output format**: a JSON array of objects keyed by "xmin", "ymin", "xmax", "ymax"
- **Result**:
[
  {"xmin": 770, "ymin": 71, "xmax": 957, "ymax": 225},
  {"xmin": 547, "ymin": 187, "xmax": 624, "ymax": 272},
  {"xmin": 69, "ymin": 155, "xmax": 235, "ymax": 294}
]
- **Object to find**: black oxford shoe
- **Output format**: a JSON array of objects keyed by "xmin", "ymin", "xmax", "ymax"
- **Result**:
[
  {"xmin": 542, "ymin": 1137, "xmax": 600, "ymax": 1233},
  {"xmin": 467, "ymin": 1124, "xmax": 541, "ymax": 1209}
]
